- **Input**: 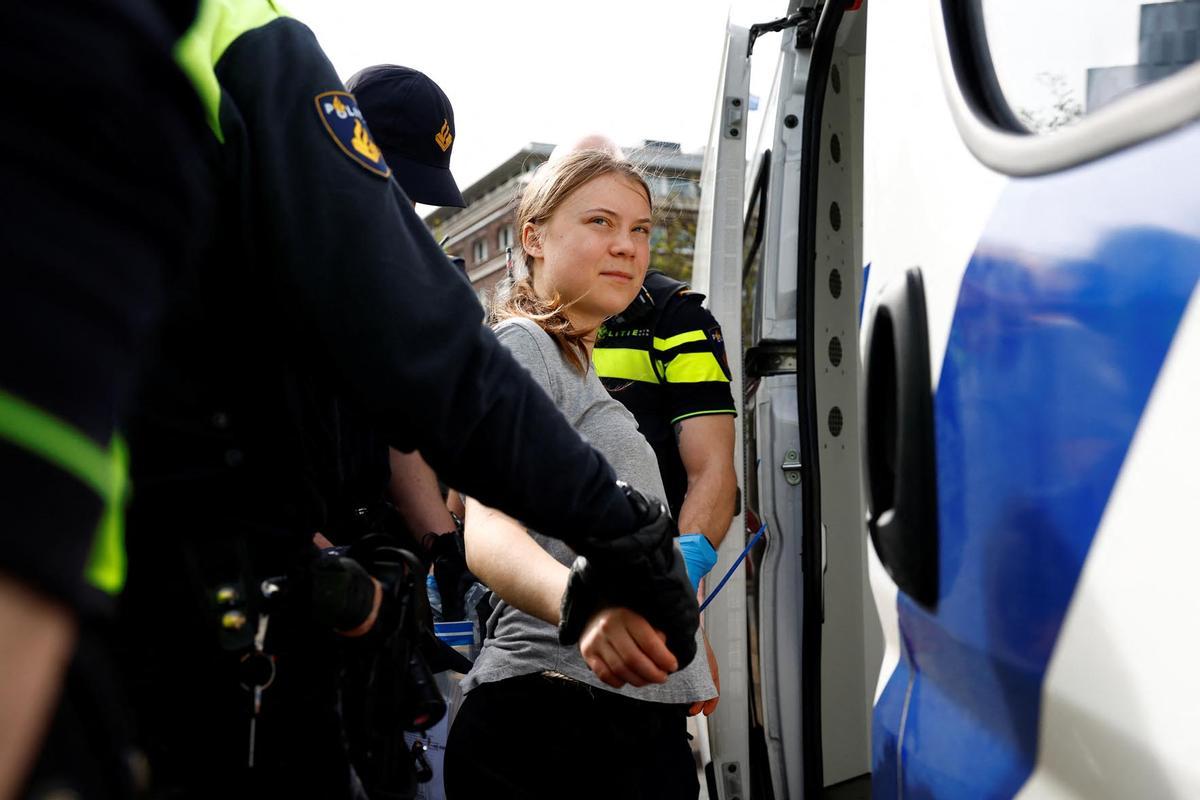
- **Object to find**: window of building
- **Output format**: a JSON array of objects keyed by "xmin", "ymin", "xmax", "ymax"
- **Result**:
[
  {"xmin": 669, "ymin": 177, "xmax": 699, "ymax": 199},
  {"xmin": 472, "ymin": 238, "xmax": 489, "ymax": 264},
  {"xmin": 497, "ymin": 225, "xmax": 514, "ymax": 252},
  {"xmin": 977, "ymin": 0, "xmax": 1200, "ymax": 133}
]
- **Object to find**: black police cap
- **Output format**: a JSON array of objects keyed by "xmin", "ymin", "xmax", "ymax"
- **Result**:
[{"xmin": 347, "ymin": 65, "xmax": 465, "ymax": 208}]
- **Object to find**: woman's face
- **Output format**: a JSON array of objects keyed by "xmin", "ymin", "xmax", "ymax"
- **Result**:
[{"xmin": 525, "ymin": 172, "xmax": 652, "ymax": 330}]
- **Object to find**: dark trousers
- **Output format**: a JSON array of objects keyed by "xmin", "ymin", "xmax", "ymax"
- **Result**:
[{"xmin": 444, "ymin": 673, "xmax": 699, "ymax": 800}]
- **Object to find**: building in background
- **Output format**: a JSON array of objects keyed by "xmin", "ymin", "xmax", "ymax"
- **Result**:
[
  {"xmin": 1087, "ymin": 1, "xmax": 1200, "ymax": 112},
  {"xmin": 424, "ymin": 140, "xmax": 703, "ymax": 304}
]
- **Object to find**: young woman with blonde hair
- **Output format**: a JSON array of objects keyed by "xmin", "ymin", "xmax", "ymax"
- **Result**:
[{"xmin": 443, "ymin": 149, "xmax": 715, "ymax": 799}]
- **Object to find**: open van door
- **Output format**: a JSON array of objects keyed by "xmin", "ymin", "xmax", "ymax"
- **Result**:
[
  {"xmin": 697, "ymin": 2, "xmax": 879, "ymax": 797},
  {"xmin": 766, "ymin": 1, "xmax": 877, "ymax": 797},
  {"xmin": 692, "ymin": 18, "xmax": 752, "ymax": 800}
]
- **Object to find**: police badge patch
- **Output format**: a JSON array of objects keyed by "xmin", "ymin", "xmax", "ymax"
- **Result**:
[
  {"xmin": 315, "ymin": 91, "xmax": 392, "ymax": 178},
  {"xmin": 708, "ymin": 326, "xmax": 733, "ymax": 380}
]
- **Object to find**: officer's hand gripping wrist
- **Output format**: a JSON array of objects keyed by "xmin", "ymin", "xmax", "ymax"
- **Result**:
[
  {"xmin": 558, "ymin": 555, "xmax": 603, "ymax": 647},
  {"xmin": 562, "ymin": 483, "xmax": 700, "ymax": 669}
]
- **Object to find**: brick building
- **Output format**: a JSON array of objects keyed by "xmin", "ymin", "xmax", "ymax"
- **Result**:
[{"xmin": 423, "ymin": 140, "xmax": 703, "ymax": 305}]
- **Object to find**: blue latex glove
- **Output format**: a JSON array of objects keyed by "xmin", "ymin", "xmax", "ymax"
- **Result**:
[{"xmin": 679, "ymin": 533, "xmax": 718, "ymax": 591}]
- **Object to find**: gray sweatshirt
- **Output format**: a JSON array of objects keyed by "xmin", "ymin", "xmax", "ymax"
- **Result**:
[{"xmin": 461, "ymin": 317, "xmax": 715, "ymax": 705}]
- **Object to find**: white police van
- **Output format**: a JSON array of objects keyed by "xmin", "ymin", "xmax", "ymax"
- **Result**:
[{"xmin": 692, "ymin": 1, "xmax": 1200, "ymax": 797}]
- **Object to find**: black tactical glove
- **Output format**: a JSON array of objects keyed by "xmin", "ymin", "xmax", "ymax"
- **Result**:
[
  {"xmin": 425, "ymin": 516, "xmax": 477, "ymax": 621},
  {"xmin": 558, "ymin": 483, "xmax": 699, "ymax": 670},
  {"xmin": 300, "ymin": 547, "xmax": 378, "ymax": 633}
]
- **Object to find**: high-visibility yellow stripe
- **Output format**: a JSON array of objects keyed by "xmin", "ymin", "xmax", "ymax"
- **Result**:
[
  {"xmin": 0, "ymin": 388, "xmax": 129, "ymax": 594},
  {"xmin": 0, "ymin": 389, "xmax": 115, "ymax": 499},
  {"xmin": 671, "ymin": 408, "xmax": 737, "ymax": 424},
  {"xmin": 85, "ymin": 437, "xmax": 129, "ymax": 595},
  {"xmin": 665, "ymin": 352, "xmax": 729, "ymax": 384},
  {"xmin": 653, "ymin": 330, "xmax": 707, "ymax": 351},
  {"xmin": 594, "ymin": 348, "xmax": 660, "ymax": 384},
  {"xmin": 174, "ymin": 0, "xmax": 288, "ymax": 141}
]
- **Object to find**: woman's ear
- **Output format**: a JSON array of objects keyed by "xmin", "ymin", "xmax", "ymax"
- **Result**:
[{"xmin": 521, "ymin": 222, "xmax": 544, "ymax": 259}]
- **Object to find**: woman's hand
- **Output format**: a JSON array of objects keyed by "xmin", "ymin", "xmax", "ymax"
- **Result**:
[
  {"xmin": 687, "ymin": 630, "xmax": 720, "ymax": 717},
  {"xmin": 579, "ymin": 607, "xmax": 678, "ymax": 689}
]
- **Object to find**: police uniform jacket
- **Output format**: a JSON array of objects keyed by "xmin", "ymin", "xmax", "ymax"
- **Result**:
[
  {"xmin": 0, "ymin": 0, "xmax": 211, "ymax": 614},
  {"xmin": 112, "ymin": 0, "xmax": 640, "ymax": 790},
  {"xmin": 594, "ymin": 271, "xmax": 737, "ymax": 521}
]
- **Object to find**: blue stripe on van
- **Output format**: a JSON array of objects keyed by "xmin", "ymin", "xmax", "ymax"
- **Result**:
[
  {"xmin": 871, "ymin": 649, "xmax": 909, "ymax": 800},
  {"xmin": 877, "ymin": 121, "xmax": 1200, "ymax": 798}
]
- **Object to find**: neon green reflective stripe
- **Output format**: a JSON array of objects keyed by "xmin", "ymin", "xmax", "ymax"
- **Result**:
[
  {"xmin": 0, "ymin": 389, "xmax": 129, "ymax": 594},
  {"xmin": 593, "ymin": 348, "xmax": 660, "ymax": 384},
  {"xmin": 671, "ymin": 408, "xmax": 738, "ymax": 424},
  {"xmin": 174, "ymin": 0, "xmax": 288, "ymax": 140},
  {"xmin": 653, "ymin": 330, "xmax": 707, "ymax": 351},
  {"xmin": 85, "ymin": 437, "xmax": 129, "ymax": 595},
  {"xmin": 0, "ymin": 389, "xmax": 117, "ymax": 498},
  {"xmin": 665, "ymin": 352, "xmax": 729, "ymax": 384}
]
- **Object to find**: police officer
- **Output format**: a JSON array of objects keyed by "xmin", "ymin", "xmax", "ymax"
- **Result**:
[
  {"xmin": 594, "ymin": 265, "xmax": 737, "ymax": 718},
  {"xmin": 347, "ymin": 63, "xmax": 477, "ymax": 620},
  {"xmin": 115, "ymin": 2, "xmax": 697, "ymax": 798},
  {"xmin": 595, "ymin": 271, "xmax": 739, "ymax": 580},
  {"xmin": 0, "ymin": 0, "xmax": 212, "ymax": 795},
  {"xmin": 348, "ymin": 64, "xmax": 465, "ymax": 209}
]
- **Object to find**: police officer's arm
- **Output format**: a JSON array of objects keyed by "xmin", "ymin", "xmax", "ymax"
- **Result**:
[
  {"xmin": 656, "ymin": 300, "xmax": 739, "ymax": 547},
  {"xmin": 462, "ymin": 497, "xmax": 675, "ymax": 688},
  {"xmin": 0, "ymin": 0, "xmax": 210, "ymax": 781},
  {"xmin": 203, "ymin": 10, "xmax": 635, "ymax": 544},
  {"xmin": 386, "ymin": 449, "xmax": 456, "ymax": 538},
  {"xmin": 677, "ymin": 415, "xmax": 737, "ymax": 548}
]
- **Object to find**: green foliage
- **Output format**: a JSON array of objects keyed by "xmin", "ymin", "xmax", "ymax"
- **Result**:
[
  {"xmin": 650, "ymin": 211, "xmax": 697, "ymax": 283},
  {"xmin": 1017, "ymin": 72, "xmax": 1084, "ymax": 132}
]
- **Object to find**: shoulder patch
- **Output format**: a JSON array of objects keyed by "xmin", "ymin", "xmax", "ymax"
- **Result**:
[
  {"xmin": 315, "ymin": 91, "xmax": 391, "ymax": 178},
  {"xmin": 708, "ymin": 325, "xmax": 733, "ymax": 380}
]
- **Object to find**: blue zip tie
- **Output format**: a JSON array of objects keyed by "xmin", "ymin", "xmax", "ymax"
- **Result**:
[{"xmin": 699, "ymin": 521, "xmax": 768, "ymax": 612}]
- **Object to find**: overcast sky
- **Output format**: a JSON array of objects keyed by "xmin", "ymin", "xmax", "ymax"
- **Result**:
[
  {"xmin": 286, "ymin": 0, "xmax": 790, "ymax": 208},
  {"xmin": 982, "ymin": 0, "xmax": 1141, "ymax": 122}
]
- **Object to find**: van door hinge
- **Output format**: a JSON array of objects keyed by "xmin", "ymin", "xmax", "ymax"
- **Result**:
[
  {"xmin": 781, "ymin": 450, "xmax": 802, "ymax": 485},
  {"xmin": 747, "ymin": 7, "xmax": 817, "ymax": 57}
]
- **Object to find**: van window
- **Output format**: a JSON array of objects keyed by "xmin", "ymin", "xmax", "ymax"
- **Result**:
[{"xmin": 979, "ymin": 0, "xmax": 1200, "ymax": 132}]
